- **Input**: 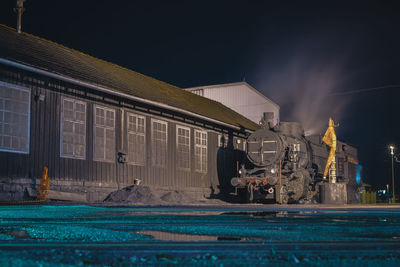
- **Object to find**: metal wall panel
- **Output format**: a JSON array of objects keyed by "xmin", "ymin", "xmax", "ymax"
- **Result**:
[{"xmin": 202, "ymin": 83, "xmax": 280, "ymax": 125}]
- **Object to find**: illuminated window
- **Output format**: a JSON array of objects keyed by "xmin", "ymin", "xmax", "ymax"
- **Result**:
[
  {"xmin": 195, "ymin": 130, "xmax": 207, "ymax": 173},
  {"xmin": 0, "ymin": 82, "xmax": 30, "ymax": 154},
  {"xmin": 151, "ymin": 119, "xmax": 167, "ymax": 167},
  {"xmin": 176, "ymin": 125, "xmax": 190, "ymax": 170},
  {"xmin": 127, "ymin": 113, "xmax": 146, "ymax": 165},
  {"xmin": 61, "ymin": 98, "xmax": 86, "ymax": 159},
  {"xmin": 94, "ymin": 105, "xmax": 115, "ymax": 162},
  {"xmin": 235, "ymin": 138, "xmax": 245, "ymax": 151}
]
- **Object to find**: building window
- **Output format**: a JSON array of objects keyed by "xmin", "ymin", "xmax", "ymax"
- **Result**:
[
  {"xmin": 176, "ymin": 125, "xmax": 190, "ymax": 170},
  {"xmin": 127, "ymin": 113, "xmax": 146, "ymax": 165},
  {"xmin": 94, "ymin": 105, "xmax": 115, "ymax": 162},
  {"xmin": 235, "ymin": 138, "xmax": 245, "ymax": 151},
  {"xmin": 191, "ymin": 89, "xmax": 204, "ymax": 96},
  {"xmin": 151, "ymin": 119, "xmax": 167, "ymax": 167},
  {"xmin": 218, "ymin": 134, "xmax": 228, "ymax": 148},
  {"xmin": 61, "ymin": 98, "xmax": 86, "ymax": 159},
  {"xmin": 195, "ymin": 130, "xmax": 207, "ymax": 173},
  {"xmin": 0, "ymin": 82, "xmax": 30, "ymax": 154}
]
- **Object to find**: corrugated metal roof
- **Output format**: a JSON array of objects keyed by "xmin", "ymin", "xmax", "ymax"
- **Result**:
[{"xmin": 0, "ymin": 24, "xmax": 258, "ymax": 131}]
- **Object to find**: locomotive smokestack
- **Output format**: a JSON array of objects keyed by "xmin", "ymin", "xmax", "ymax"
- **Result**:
[
  {"xmin": 260, "ymin": 112, "xmax": 275, "ymax": 129},
  {"xmin": 14, "ymin": 0, "xmax": 26, "ymax": 33}
]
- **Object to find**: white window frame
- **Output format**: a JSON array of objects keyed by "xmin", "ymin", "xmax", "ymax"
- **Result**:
[
  {"xmin": 151, "ymin": 118, "xmax": 168, "ymax": 167},
  {"xmin": 60, "ymin": 97, "xmax": 87, "ymax": 159},
  {"xmin": 191, "ymin": 89, "xmax": 204, "ymax": 96},
  {"xmin": 0, "ymin": 81, "xmax": 31, "ymax": 154},
  {"xmin": 127, "ymin": 112, "xmax": 146, "ymax": 165},
  {"xmin": 218, "ymin": 134, "xmax": 228, "ymax": 148},
  {"xmin": 176, "ymin": 125, "xmax": 190, "ymax": 171},
  {"xmin": 93, "ymin": 105, "xmax": 115, "ymax": 162},
  {"xmin": 195, "ymin": 129, "xmax": 207, "ymax": 173}
]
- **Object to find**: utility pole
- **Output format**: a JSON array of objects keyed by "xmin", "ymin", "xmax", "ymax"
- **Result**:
[{"xmin": 390, "ymin": 145, "xmax": 395, "ymax": 203}]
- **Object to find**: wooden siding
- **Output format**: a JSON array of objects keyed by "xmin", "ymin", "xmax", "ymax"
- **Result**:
[{"xmin": 0, "ymin": 65, "xmax": 248, "ymax": 193}]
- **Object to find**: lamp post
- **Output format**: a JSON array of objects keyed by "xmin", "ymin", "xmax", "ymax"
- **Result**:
[{"xmin": 390, "ymin": 145, "xmax": 395, "ymax": 203}]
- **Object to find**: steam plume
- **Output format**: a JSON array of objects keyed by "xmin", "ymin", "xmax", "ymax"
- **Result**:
[{"xmin": 255, "ymin": 54, "xmax": 350, "ymax": 136}]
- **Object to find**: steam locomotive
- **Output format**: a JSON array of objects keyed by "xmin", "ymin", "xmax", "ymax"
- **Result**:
[{"xmin": 231, "ymin": 113, "xmax": 359, "ymax": 204}]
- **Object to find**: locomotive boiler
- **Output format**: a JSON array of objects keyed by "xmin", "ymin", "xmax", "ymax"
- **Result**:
[{"xmin": 231, "ymin": 113, "xmax": 359, "ymax": 204}]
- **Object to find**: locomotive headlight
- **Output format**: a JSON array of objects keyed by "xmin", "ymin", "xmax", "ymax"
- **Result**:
[{"xmin": 271, "ymin": 168, "xmax": 276, "ymax": 174}]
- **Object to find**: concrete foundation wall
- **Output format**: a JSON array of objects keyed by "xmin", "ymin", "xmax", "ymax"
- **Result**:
[
  {"xmin": 0, "ymin": 177, "xmax": 213, "ymax": 203},
  {"xmin": 0, "ymin": 178, "xmax": 34, "ymax": 201},
  {"xmin": 320, "ymin": 183, "xmax": 348, "ymax": 205}
]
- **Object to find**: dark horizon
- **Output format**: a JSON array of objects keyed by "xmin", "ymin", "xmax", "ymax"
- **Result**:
[{"xmin": 1, "ymin": 0, "xmax": 399, "ymax": 189}]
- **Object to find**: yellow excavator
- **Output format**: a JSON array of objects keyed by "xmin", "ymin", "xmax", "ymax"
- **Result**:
[{"xmin": 322, "ymin": 118, "xmax": 338, "ymax": 184}]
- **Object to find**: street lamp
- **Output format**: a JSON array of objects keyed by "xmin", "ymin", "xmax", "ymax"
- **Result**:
[{"xmin": 390, "ymin": 145, "xmax": 395, "ymax": 203}]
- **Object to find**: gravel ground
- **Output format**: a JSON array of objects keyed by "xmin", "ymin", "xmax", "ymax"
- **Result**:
[
  {"xmin": 101, "ymin": 185, "xmax": 400, "ymax": 211},
  {"xmin": 0, "ymin": 205, "xmax": 400, "ymax": 266},
  {"xmin": 103, "ymin": 185, "xmax": 226, "ymax": 205}
]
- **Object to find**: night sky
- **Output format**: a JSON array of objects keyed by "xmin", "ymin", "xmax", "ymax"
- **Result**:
[{"xmin": 1, "ymin": 0, "xmax": 399, "ymax": 189}]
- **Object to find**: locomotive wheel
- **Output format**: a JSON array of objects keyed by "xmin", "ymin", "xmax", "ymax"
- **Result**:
[
  {"xmin": 305, "ymin": 184, "xmax": 319, "ymax": 203},
  {"xmin": 286, "ymin": 169, "xmax": 311, "ymax": 202}
]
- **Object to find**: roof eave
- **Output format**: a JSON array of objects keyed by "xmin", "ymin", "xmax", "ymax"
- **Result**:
[
  {"xmin": 185, "ymin": 81, "xmax": 280, "ymax": 110},
  {"xmin": 0, "ymin": 57, "xmax": 255, "ymax": 133}
]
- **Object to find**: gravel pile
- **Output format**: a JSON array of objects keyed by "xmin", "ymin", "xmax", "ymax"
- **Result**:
[{"xmin": 104, "ymin": 185, "xmax": 198, "ymax": 205}]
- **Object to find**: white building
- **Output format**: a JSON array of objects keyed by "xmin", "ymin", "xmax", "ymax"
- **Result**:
[{"xmin": 185, "ymin": 82, "xmax": 280, "ymax": 127}]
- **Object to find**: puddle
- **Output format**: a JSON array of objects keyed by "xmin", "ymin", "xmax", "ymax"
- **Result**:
[
  {"xmin": 139, "ymin": 230, "xmax": 261, "ymax": 241},
  {"xmin": 94, "ymin": 210, "xmax": 225, "ymax": 218},
  {"xmin": 1, "ymin": 230, "xmax": 31, "ymax": 239},
  {"xmin": 221, "ymin": 211, "xmax": 303, "ymax": 217},
  {"xmin": 139, "ymin": 230, "xmax": 219, "ymax": 241}
]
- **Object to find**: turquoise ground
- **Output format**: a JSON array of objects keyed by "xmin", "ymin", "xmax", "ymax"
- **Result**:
[{"xmin": 0, "ymin": 205, "xmax": 399, "ymax": 266}]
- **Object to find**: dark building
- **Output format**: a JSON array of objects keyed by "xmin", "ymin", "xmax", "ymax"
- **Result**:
[{"xmin": 0, "ymin": 25, "xmax": 258, "ymax": 202}]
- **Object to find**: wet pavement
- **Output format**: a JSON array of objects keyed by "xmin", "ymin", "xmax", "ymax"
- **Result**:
[{"xmin": 0, "ymin": 205, "xmax": 400, "ymax": 266}]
